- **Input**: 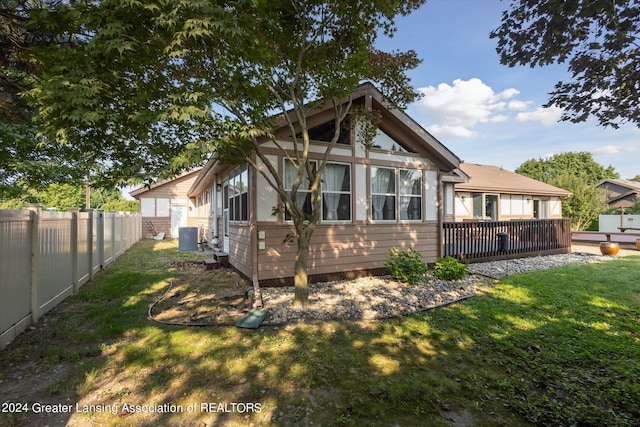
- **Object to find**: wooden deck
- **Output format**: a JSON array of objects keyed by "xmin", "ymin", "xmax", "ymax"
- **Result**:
[{"xmin": 443, "ymin": 219, "xmax": 572, "ymax": 263}]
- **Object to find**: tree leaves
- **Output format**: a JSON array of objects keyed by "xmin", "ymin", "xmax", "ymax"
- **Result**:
[
  {"xmin": 515, "ymin": 152, "xmax": 618, "ymax": 230},
  {"xmin": 491, "ymin": 0, "xmax": 640, "ymax": 128}
]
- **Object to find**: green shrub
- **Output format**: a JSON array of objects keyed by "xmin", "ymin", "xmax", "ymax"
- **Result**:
[
  {"xmin": 433, "ymin": 256, "xmax": 468, "ymax": 280},
  {"xmin": 385, "ymin": 248, "xmax": 428, "ymax": 285}
]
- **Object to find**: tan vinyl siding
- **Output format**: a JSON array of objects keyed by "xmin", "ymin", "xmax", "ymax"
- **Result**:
[
  {"xmin": 133, "ymin": 171, "xmax": 199, "ymax": 238},
  {"xmin": 142, "ymin": 218, "xmax": 171, "ymax": 237},
  {"xmin": 255, "ymin": 222, "xmax": 439, "ymax": 281},
  {"xmin": 229, "ymin": 225, "xmax": 252, "ymax": 278}
]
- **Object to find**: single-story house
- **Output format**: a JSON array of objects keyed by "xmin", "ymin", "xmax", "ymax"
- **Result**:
[
  {"xmin": 130, "ymin": 169, "xmax": 207, "ymax": 238},
  {"xmin": 187, "ymin": 83, "xmax": 467, "ymax": 285},
  {"xmin": 453, "ymin": 163, "xmax": 571, "ymax": 221},
  {"xmin": 595, "ymin": 178, "xmax": 640, "ymax": 210}
]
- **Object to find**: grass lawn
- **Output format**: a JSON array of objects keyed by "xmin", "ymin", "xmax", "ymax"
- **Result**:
[{"xmin": 1, "ymin": 239, "xmax": 639, "ymax": 426}]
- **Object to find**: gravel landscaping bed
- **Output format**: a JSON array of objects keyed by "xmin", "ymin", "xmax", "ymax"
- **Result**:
[
  {"xmin": 467, "ymin": 252, "xmax": 617, "ymax": 279},
  {"xmin": 259, "ymin": 252, "xmax": 617, "ymax": 325}
]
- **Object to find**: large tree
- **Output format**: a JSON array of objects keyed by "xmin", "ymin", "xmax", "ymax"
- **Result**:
[
  {"xmin": 1, "ymin": 1, "xmax": 91, "ymax": 199},
  {"xmin": 516, "ymin": 152, "xmax": 618, "ymax": 230},
  {"xmin": 491, "ymin": 0, "xmax": 640, "ymax": 128},
  {"xmin": 25, "ymin": 0, "xmax": 424, "ymax": 306}
]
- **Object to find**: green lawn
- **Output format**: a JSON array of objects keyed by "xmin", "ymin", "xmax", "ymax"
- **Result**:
[{"xmin": 1, "ymin": 240, "xmax": 639, "ymax": 426}]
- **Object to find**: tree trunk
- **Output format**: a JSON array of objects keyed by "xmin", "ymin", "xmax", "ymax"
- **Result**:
[{"xmin": 293, "ymin": 234, "xmax": 310, "ymax": 307}]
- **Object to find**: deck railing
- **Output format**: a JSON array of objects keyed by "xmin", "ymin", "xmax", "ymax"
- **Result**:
[{"xmin": 443, "ymin": 219, "xmax": 572, "ymax": 263}]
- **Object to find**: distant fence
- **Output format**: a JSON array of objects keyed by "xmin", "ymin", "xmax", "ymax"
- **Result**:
[
  {"xmin": 443, "ymin": 219, "xmax": 572, "ymax": 263},
  {"xmin": 599, "ymin": 214, "xmax": 640, "ymax": 233},
  {"xmin": 1, "ymin": 205, "xmax": 142, "ymax": 349}
]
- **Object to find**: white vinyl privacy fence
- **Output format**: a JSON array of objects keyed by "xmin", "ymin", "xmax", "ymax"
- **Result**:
[
  {"xmin": 1, "ymin": 205, "xmax": 142, "ymax": 349},
  {"xmin": 599, "ymin": 214, "xmax": 640, "ymax": 232}
]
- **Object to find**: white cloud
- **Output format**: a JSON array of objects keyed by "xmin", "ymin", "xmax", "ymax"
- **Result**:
[
  {"xmin": 426, "ymin": 124, "xmax": 477, "ymax": 139},
  {"xmin": 508, "ymin": 100, "xmax": 531, "ymax": 111},
  {"xmin": 413, "ymin": 78, "xmax": 550, "ymax": 138},
  {"xmin": 593, "ymin": 145, "xmax": 621, "ymax": 154},
  {"xmin": 415, "ymin": 78, "xmax": 519, "ymax": 128},
  {"xmin": 515, "ymin": 105, "xmax": 564, "ymax": 126},
  {"xmin": 592, "ymin": 144, "xmax": 639, "ymax": 155}
]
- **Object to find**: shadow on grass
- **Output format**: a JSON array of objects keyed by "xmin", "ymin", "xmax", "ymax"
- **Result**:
[{"xmin": 1, "ymin": 240, "xmax": 639, "ymax": 426}]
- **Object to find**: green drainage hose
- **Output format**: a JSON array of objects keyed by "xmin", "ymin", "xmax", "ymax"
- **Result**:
[{"xmin": 147, "ymin": 280, "xmax": 255, "ymax": 327}]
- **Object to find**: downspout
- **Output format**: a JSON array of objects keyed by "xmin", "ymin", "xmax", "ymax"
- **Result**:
[
  {"xmin": 249, "ymin": 160, "xmax": 263, "ymax": 308},
  {"xmin": 212, "ymin": 174, "xmax": 219, "ymax": 240},
  {"xmin": 437, "ymin": 172, "xmax": 444, "ymax": 259}
]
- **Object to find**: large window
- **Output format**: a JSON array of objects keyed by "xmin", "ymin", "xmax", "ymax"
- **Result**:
[
  {"xmin": 472, "ymin": 193, "xmax": 498, "ymax": 220},
  {"xmin": 371, "ymin": 167, "xmax": 422, "ymax": 221},
  {"xmin": 284, "ymin": 160, "xmax": 351, "ymax": 222},
  {"xmin": 322, "ymin": 163, "xmax": 351, "ymax": 221},
  {"xmin": 228, "ymin": 165, "xmax": 248, "ymax": 222}
]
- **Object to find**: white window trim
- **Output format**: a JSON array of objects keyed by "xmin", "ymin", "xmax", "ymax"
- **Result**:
[
  {"xmin": 227, "ymin": 165, "xmax": 249, "ymax": 224},
  {"xmin": 398, "ymin": 168, "xmax": 422, "ymax": 222},
  {"xmin": 371, "ymin": 165, "xmax": 396, "ymax": 222},
  {"xmin": 370, "ymin": 166, "xmax": 423, "ymax": 223},
  {"xmin": 321, "ymin": 161, "xmax": 352, "ymax": 223},
  {"xmin": 283, "ymin": 159, "xmax": 317, "ymax": 222}
]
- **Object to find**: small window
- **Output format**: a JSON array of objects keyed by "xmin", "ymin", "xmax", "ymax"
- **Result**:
[
  {"xmin": 156, "ymin": 198, "xmax": 170, "ymax": 217},
  {"xmin": 371, "ymin": 128, "xmax": 414, "ymax": 153},
  {"xmin": 228, "ymin": 165, "xmax": 248, "ymax": 222},
  {"xmin": 472, "ymin": 193, "xmax": 483, "ymax": 218},
  {"xmin": 141, "ymin": 198, "xmax": 155, "ymax": 217},
  {"xmin": 296, "ymin": 120, "xmax": 350, "ymax": 144}
]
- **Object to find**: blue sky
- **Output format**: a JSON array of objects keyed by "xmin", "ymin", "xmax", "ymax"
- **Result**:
[{"xmin": 376, "ymin": 0, "xmax": 639, "ymax": 179}]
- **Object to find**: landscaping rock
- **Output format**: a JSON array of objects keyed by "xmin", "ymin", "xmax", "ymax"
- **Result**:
[{"xmin": 260, "ymin": 252, "xmax": 616, "ymax": 325}]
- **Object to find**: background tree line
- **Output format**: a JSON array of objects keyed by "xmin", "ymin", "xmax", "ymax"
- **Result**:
[{"xmin": 516, "ymin": 151, "xmax": 639, "ymax": 230}]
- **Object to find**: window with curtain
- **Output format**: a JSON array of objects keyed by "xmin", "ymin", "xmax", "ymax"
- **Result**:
[
  {"xmin": 284, "ymin": 160, "xmax": 317, "ymax": 220},
  {"xmin": 371, "ymin": 166, "xmax": 396, "ymax": 220},
  {"xmin": 228, "ymin": 165, "xmax": 248, "ymax": 222},
  {"xmin": 399, "ymin": 169, "xmax": 422, "ymax": 220},
  {"xmin": 322, "ymin": 163, "xmax": 351, "ymax": 221}
]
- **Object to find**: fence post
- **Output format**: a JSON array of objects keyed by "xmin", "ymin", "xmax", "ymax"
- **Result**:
[
  {"xmin": 85, "ymin": 209, "xmax": 94, "ymax": 280},
  {"xmin": 67, "ymin": 208, "xmax": 80, "ymax": 293},
  {"xmin": 111, "ymin": 211, "xmax": 117, "ymax": 262},
  {"xmin": 24, "ymin": 204, "xmax": 41, "ymax": 323},
  {"xmin": 97, "ymin": 210, "xmax": 105, "ymax": 270}
]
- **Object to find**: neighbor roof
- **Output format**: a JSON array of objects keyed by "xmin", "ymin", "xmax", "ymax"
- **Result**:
[
  {"xmin": 595, "ymin": 178, "xmax": 640, "ymax": 192},
  {"xmin": 455, "ymin": 163, "xmax": 572, "ymax": 197},
  {"xmin": 129, "ymin": 168, "xmax": 202, "ymax": 198},
  {"xmin": 595, "ymin": 178, "xmax": 640, "ymax": 206}
]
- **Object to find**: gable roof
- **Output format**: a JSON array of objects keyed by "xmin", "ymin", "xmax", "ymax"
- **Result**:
[
  {"xmin": 595, "ymin": 178, "xmax": 640, "ymax": 206},
  {"xmin": 189, "ymin": 82, "xmax": 464, "ymax": 196},
  {"xmin": 346, "ymin": 82, "xmax": 462, "ymax": 171},
  {"xmin": 595, "ymin": 178, "xmax": 640, "ymax": 193},
  {"xmin": 455, "ymin": 163, "xmax": 572, "ymax": 197}
]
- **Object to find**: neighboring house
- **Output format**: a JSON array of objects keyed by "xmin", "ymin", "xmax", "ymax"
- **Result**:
[
  {"xmin": 595, "ymin": 178, "xmax": 640, "ymax": 210},
  {"xmin": 130, "ymin": 169, "xmax": 205, "ymax": 238},
  {"xmin": 187, "ymin": 83, "xmax": 466, "ymax": 285},
  {"xmin": 453, "ymin": 163, "xmax": 571, "ymax": 221}
]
